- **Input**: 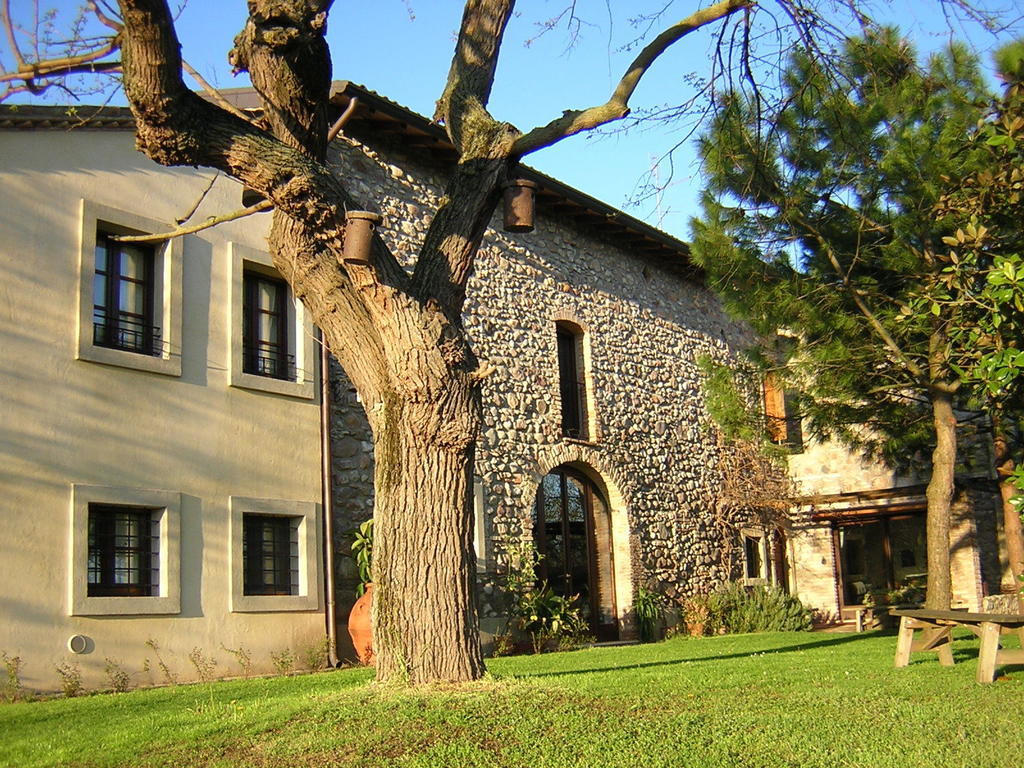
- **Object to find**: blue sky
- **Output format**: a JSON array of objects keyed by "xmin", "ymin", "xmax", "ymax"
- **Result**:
[{"xmin": 6, "ymin": 1, "xmax": 1023, "ymax": 239}]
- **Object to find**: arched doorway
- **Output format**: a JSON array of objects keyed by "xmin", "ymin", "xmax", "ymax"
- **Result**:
[{"xmin": 533, "ymin": 465, "xmax": 618, "ymax": 640}]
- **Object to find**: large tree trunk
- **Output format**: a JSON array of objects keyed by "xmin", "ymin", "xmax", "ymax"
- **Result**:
[
  {"xmin": 371, "ymin": 386, "xmax": 484, "ymax": 683},
  {"xmin": 924, "ymin": 383, "xmax": 956, "ymax": 610},
  {"xmin": 993, "ymin": 422, "xmax": 1024, "ymax": 586}
]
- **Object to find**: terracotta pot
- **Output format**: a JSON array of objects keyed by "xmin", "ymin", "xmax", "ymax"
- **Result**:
[{"xmin": 348, "ymin": 583, "xmax": 375, "ymax": 666}]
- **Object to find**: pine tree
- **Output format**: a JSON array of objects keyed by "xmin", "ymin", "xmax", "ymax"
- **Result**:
[{"xmin": 691, "ymin": 29, "xmax": 992, "ymax": 609}]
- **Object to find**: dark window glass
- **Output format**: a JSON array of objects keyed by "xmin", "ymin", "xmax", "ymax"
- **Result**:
[
  {"xmin": 744, "ymin": 535, "xmax": 763, "ymax": 579},
  {"xmin": 243, "ymin": 515, "xmax": 299, "ymax": 596},
  {"xmin": 557, "ymin": 327, "xmax": 584, "ymax": 438},
  {"xmin": 243, "ymin": 271, "xmax": 294, "ymax": 380},
  {"xmin": 88, "ymin": 505, "xmax": 159, "ymax": 596},
  {"xmin": 93, "ymin": 233, "xmax": 161, "ymax": 355}
]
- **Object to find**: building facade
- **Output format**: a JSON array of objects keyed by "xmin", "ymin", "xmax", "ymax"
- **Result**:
[
  {"xmin": 787, "ymin": 436, "xmax": 1005, "ymax": 619},
  {"xmin": 0, "ymin": 109, "xmax": 326, "ymax": 691},
  {"xmin": 323, "ymin": 85, "xmax": 754, "ymax": 648},
  {"xmin": 0, "ymin": 85, "xmax": 1006, "ymax": 690}
]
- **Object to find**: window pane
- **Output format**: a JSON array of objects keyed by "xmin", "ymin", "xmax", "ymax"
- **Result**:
[
  {"xmin": 557, "ymin": 328, "xmax": 583, "ymax": 436},
  {"xmin": 243, "ymin": 271, "xmax": 291, "ymax": 380},
  {"xmin": 87, "ymin": 505, "xmax": 156, "ymax": 597},
  {"xmin": 259, "ymin": 314, "xmax": 280, "ymax": 345},
  {"xmin": 93, "ymin": 274, "xmax": 107, "ymax": 308},
  {"xmin": 93, "ymin": 233, "xmax": 156, "ymax": 356},
  {"xmin": 243, "ymin": 514, "xmax": 296, "ymax": 595},
  {"xmin": 119, "ymin": 279, "xmax": 144, "ymax": 315},
  {"xmin": 257, "ymin": 280, "xmax": 280, "ymax": 312},
  {"xmin": 744, "ymin": 536, "xmax": 763, "ymax": 579},
  {"xmin": 119, "ymin": 246, "xmax": 148, "ymax": 280},
  {"xmin": 889, "ymin": 515, "xmax": 927, "ymax": 585}
]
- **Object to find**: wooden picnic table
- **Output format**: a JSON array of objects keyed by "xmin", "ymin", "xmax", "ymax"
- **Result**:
[{"xmin": 891, "ymin": 608, "xmax": 1024, "ymax": 683}]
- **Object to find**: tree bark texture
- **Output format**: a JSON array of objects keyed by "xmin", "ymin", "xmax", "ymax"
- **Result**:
[
  {"xmin": 371, "ymin": 390, "xmax": 484, "ymax": 683},
  {"xmin": 993, "ymin": 425, "xmax": 1024, "ymax": 586},
  {"xmin": 924, "ymin": 382, "xmax": 956, "ymax": 610},
  {"xmin": 115, "ymin": 0, "xmax": 494, "ymax": 684}
]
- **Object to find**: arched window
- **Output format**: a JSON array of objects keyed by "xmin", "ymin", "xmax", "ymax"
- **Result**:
[{"xmin": 533, "ymin": 465, "xmax": 618, "ymax": 640}]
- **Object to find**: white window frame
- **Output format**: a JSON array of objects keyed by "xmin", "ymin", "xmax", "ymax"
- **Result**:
[
  {"xmin": 68, "ymin": 484, "xmax": 182, "ymax": 616},
  {"xmin": 228, "ymin": 242, "xmax": 316, "ymax": 399},
  {"xmin": 228, "ymin": 496, "xmax": 321, "ymax": 613},
  {"xmin": 76, "ymin": 200, "xmax": 183, "ymax": 376}
]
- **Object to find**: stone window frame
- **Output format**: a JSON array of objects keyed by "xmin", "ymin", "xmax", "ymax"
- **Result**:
[
  {"xmin": 68, "ymin": 484, "xmax": 182, "ymax": 616},
  {"xmin": 228, "ymin": 242, "xmax": 316, "ymax": 399},
  {"xmin": 740, "ymin": 527, "xmax": 770, "ymax": 585},
  {"xmin": 76, "ymin": 200, "xmax": 183, "ymax": 377},
  {"xmin": 228, "ymin": 495, "xmax": 321, "ymax": 613}
]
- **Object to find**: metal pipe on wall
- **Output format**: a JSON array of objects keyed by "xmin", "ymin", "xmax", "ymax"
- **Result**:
[{"xmin": 319, "ymin": 328, "xmax": 339, "ymax": 667}]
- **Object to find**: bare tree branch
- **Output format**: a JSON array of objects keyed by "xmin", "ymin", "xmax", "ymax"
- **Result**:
[
  {"xmin": 88, "ymin": 0, "xmax": 124, "ymax": 32},
  {"xmin": 114, "ymin": 199, "xmax": 273, "ymax": 243},
  {"xmin": 0, "ymin": 55, "xmax": 120, "ymax": 84},
  {"xmin": 0, "ymin": 0, "xmax": 122, "ymax": 101},
  {"xmin": 513, "ymin": 0, "xmax": 752, "ymax": 156},
  {"xmin": 182, "ymin": 59, "xmax": 260, "ymax": 127},
  {"xmin": 434, "ymin": 0, "xmax": 516, "ymax": 150},
  {"xmin": 1, "ymin": 0, "xmax": 26, "ymax": 69},
  {"xmin": 175, "ymin": 172, "xmax": 220, "ymax": 224}
]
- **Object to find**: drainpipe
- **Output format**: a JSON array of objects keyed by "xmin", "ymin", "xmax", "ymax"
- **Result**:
[
  {"xmin": 319, "ymin": 329, "xmax": 339, "ymax": 667},
  {"xmin": 318, "ymin": 96, "xmax": 359, "ymax": 668}
]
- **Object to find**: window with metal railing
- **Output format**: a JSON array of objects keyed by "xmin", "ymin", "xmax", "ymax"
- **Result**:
[
  {"xmin": 92, "ymin": 233, "xmax": 162, "ymax": 356},
  {"xmin": 243, "ymin": 271, "xmax": 295, "ymax": 381}
]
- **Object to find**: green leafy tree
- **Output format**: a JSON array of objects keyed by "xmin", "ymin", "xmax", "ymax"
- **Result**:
[
  {"xmin": 933, "ymin": 41, "xmax": 1024, "ymax": 584},
  {"xmin": 691, "ymin": 30, "xmax": 992, "ymax": 609}
]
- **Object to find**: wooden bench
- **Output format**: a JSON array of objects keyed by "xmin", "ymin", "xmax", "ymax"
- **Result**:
[{"xmin": 891, "ymin": 608, "xmax": 1024, "ymax": 683}]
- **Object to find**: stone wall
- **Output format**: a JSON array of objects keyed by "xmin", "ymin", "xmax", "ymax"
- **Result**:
[{"xmin": 327, "ymin": 126, "xmax": 753, "ymax": 647}]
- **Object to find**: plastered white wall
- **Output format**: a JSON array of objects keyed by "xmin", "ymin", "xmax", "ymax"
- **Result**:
[{"xmin": 0, "ymin": 130, "xmax": 325, "ymax": 691}]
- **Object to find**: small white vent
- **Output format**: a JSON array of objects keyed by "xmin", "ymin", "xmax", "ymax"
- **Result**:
[{"xmin": 67, "ymin": 634, "xmax": 89, "ymax": 654}]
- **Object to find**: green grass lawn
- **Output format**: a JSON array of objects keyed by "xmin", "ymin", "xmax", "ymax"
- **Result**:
[{"xmin": 1, "ymin": 630, "xmax": 1021, "ymax": 768}]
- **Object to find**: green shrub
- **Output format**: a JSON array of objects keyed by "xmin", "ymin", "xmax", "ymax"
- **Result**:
[
  {"xmin": 503, "ymin": 542, "xmax": 592, "ymax": 653},
  {"xmin": 634, "ymin": 586, "xmax": 665, "ymax": 643},
  {"xmin": 706, "ymin": 582, "xmax": 813, "ymax": 634}
]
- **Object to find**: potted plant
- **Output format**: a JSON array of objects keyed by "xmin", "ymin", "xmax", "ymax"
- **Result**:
[{"xmin": 347, "ymin": 519, "xmax": 374, "ymax": 665}]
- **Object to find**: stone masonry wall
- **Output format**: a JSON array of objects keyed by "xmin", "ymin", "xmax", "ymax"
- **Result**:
[{"xmin": 327, "ymin": 124, "xmax": 755, "ymax": 645}]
